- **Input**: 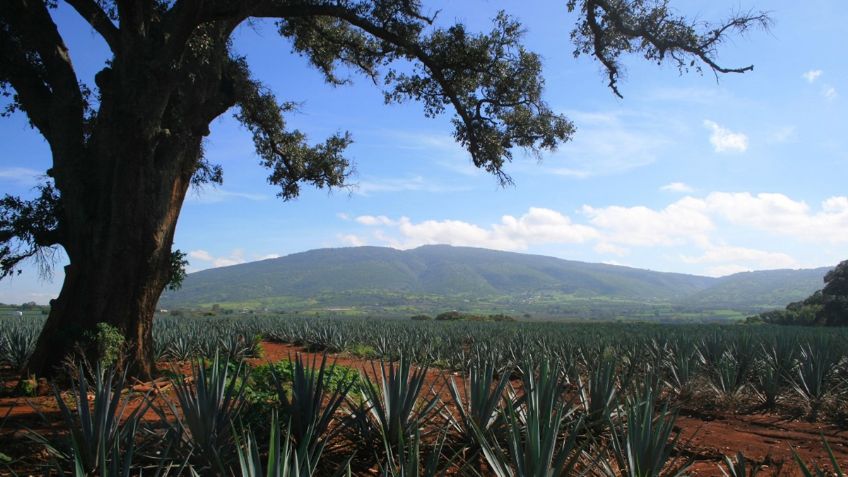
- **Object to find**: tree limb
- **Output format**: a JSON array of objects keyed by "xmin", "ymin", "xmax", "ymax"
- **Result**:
[
  {"xmin": 243, "ymin": 2, "xmax": 487, "ymax": 172},
  {"xmin": 1, "ymin": 0, "xmax": 85, "ymax": 151},
  {"xmin": 0, "ymin": 30, "xmax": 54, "ymax": 135},
  {"xmin": 0, "ymin": 184, "xmax": 62, "ymax": 279},
  {"xmin": 574, "ymin": 0, "xmax": 769, "ymax": 97},
  {"xmin": 65, "ymin": 0, "xmax": 121, "ymax": 52},
  {"xmin": 5, "ymin": 0, "xmax": 81, "ymax": 101}
]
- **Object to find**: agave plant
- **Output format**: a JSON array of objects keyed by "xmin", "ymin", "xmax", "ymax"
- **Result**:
[
  {"xmin": 697, "ymin": 333, "xmax": 727, "ymax": 371},
  {"xmin": 166, "ymin": 336, "xmax": 196, "ymax": 361},
  {"xmin": 578, "ymin": 354, "xmax": 619, "ymax": 436},
  {"xmin": 472, "ymin": 360, "xmax": 587, "ymax": 477},
  {"xmin": 379, "ymin": 428, "xmax": 448, "ymax": 477},
  {"xmin": 271, "ymin": 353, "xmax": 356, "ymax": 467},
  {"xmin": 763, "ymin": 335, "xmax": 798, "ymax": 382},
  {"xmin": 792, "ymin": 340, "xmax": 841, "ymax": 421},
  {"xmin": 705, "ymin": 351, "xmax": 748, "ymax": 401},
  {"xmin": 793, "ymin": 435, "xmax": 844, "ymax": 477},
  {"xmin": 219, "ymin": 334, "xmax": 258, "ymax": 362},
  {"xmin": 235, "ymin": 410, "xmax": 352, "ymax": 477},
  {"xmin": 720, "ymin": 452, "xmax": 761, "ymax": 477},
  {"xmin": 752, "ymin": 363, "xmax": 782, "ymax": 410},
  {"xmin": 359, "ymin": 355, "xmax": 442, "ymax": 451},
  {"xmin": 606, "ymin": 386, "xmax": 689, "ymax": 477},
  {"xmin": 0, "ymin": 326, "xmax": 38, "ymax": 371},
  {"xmin": 445, "ymin": 358, "xmax": 511, "ymax": 443},
  {"xmin": 167, "ymin": 351, "xmax": 247, "ymax": 474},
  {"xmin": 28, "ymin": 362, "xmax": 148, "ymax": 476}
]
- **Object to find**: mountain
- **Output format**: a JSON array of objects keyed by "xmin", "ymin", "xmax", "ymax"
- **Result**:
[
  {"xmin": 159, "ymin": 245, "xmax": 830, "ymax": 320},
  {"xmin": 682, "ymin": 267, "xmax": 830, "ymax": 310}
]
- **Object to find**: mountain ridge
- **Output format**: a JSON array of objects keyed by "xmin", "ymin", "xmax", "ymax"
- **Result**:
[{"xmin": 160, "ymin": 245, "xmax": 831, "ymax": 320}]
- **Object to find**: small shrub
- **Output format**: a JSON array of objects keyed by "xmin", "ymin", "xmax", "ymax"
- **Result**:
[
  {"xmin": 15, "ymin": 375, "xmax": 37, "ymax": 397},
  {"xmin": 246, "ymin": 360, "xmax": 359, "ymax": 404},
  {"xmin": 435, "ymin": 311, "xmax": 465, "ymax": 321},
  {"xmin": 487, "ymin": 314, "xmax": 515, "ymax": 322},
  {"xmin": 87, "ymin": 322, "xmax": 125, "ymax": 367},
  {"xmin": 348, "ymin": 343, "xmax": 378, "ymax": 359}
]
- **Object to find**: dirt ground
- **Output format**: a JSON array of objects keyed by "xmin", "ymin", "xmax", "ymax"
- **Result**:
[{"xmin": 2, "ymin": 341, "xmax": 847, "ymax": 476}]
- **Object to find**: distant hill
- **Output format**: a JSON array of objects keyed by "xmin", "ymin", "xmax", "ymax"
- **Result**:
[
  {"xmin": 683, "ymin": 268, "xmax": 830, "ymax": 311},
  {"xmin": 159, "ymin": 245, "xmax": 830, "ymax": 320}
]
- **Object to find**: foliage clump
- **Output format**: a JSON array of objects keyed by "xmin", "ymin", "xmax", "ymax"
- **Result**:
[
  {"xmin": 86, "ymin": 322, "xmax": 125, "ymax": 367},
  {"xmin": 246, "ymin": 359, "xmax": 359, "ymax": 404},
  {"xmin": 435, "ymin": 311, "xmax": 515, "ymax": 322},
  {"xmin": 749, "ymin": 260, "xmax": 848, "ymax": 326}
]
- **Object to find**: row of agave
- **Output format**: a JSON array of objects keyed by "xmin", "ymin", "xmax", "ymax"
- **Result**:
[
  {"xmin": 154, "ymin": 317, "xmax": 848, "ymax": 422},
  {"xmin": 10, "ymin": 349, "xmax": 845, "ymax": 476},
  {"xmin": 4, "ymin": 316, "xmax": 848, "ymax": 422}
]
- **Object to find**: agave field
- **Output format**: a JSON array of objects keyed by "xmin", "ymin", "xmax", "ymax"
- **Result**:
[{"xmin": 1, "ymin": 315, "xmax": 848, "ymax": 475}]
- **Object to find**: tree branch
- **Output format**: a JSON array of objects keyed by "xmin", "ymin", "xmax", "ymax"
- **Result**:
[
  {"xmin": 65, "ymin": 0, "xmax": 121, "ymax": 52},
  {"xmin": 0, "ymin": 184, "xmax": 62, "ymax": 280},
  {"xmin": 159, "ymin": 0, "xmax": 204, "ymax": 68},
  {"xmin": 0, "ymin": 31, "xmax": 54, "ymax": 135},
  {"xmin": 574, "ymin": 0, "xmax": 769, "ymax": 96},
  {"xmin": 243, "ymin": 2, "xmax": 483, "ymax": 165},
  {"xmin": 5, "ymin": 0, "xmax": 81, "ymax": 100},
  {"xmin": 0, "ymin": 0, "xmax": 85, "ymax": 147}
]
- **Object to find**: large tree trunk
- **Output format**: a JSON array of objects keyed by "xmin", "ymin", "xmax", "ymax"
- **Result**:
[
  {"xmin": 22, "ymin": 25, "xmax": 233, "ymax": 379},
  {"xmin": 25, "ymin": 125, "xmax": 196, "ymax": 380}
]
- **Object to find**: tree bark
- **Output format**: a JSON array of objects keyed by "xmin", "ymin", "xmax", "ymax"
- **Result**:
[{"xmin": 25, "ymin": 129, "xmax": 196, "ymax": 380}]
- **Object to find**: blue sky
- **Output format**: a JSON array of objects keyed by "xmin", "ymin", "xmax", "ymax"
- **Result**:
[{"xmin": 2, "ymin": 1, "xmax": 847, "ymax": 304}]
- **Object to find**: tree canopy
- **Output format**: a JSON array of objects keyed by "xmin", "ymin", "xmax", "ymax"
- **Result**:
[
  {"xmin": 0, "ymin": 0, "xmax": 769, "ymax": 279},
  {"xmin": 0, "ymin": 0, "xmax": 769, "ymax": 377}
]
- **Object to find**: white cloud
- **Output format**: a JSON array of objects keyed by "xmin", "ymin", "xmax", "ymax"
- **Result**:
[
  {"xmin": 258, "ymin": 254, "xmax": 280, "ymax": 260},
  {"xmin": 802, "ymin": 70, "xmax": 823, "ymax": 83},
  {"xmin": 354, "ymin": 176, "xmax": 470, "ymax": 196},
  {"xmin": 686, "ymin": 242, "xmax": 800, "ymax": 278},
  {"xmin": 355, "ymin": 215, "xmax": 395, "ymax": 226},
  {"xmin": 682, "ymin": 243, "xmax": 799, "ymax": 269},
  {"xmin": 768, "ymin": 126, "xmax": 796, "ymax": 144},
  {"xmin": 660, "ymin": 182, "xmax": 694, "ymax": 193},
  {"xmin": 394, "ymin": 218, "xmax": 512, "ymax": 249},
  {"xmin": 188, "ymin": 249, "xmax": 245, "ymax": 268},
  {"xmin": 541, "ymin": 110, "xmax": 671, "ymax": 178},
  {"xmin": 368, "ymin": 130, "xmax": 483, "ymax": 177},
  {"xmin": 188, "ymin": 250, "xmax": 213, "ymax": 261},
  {"xmin": 493, "ymin": 208, "xmax": 600, "ymax": 246},
  {"xmin": 703, "ymin": 120, "xmax": 748, "ymax": 153},
  {"xmin": 705, "ymin": 264, "xmax": 752, "ymax": 277},
  {"xmin": 339, "ymin": 234, "xmax": 365, "ymax": 246},
  {"xmin": 355, "ymin": 207, "xmax": 599, "ymax": 251},
  {"xmin": 823, "ymin": 86, "xmax": 838, "ymax": 101},
  {"xmin": 582, "ymin": 197, "xmax": 713, "ymax": 247},
  {"xmin": 646, "ymin": 87, "xmax": 723, "ymax": 104},
  {"xmin": 584, "ymin": 192, "xmax": 848, "ymax": 248},
  {"xmin": 701, "ymin": 192, "xmax": 848, "ymax": 244},
  {"xmin": 594, "ymin": 242, "xmax": 629, "ymax": 256},
  {"xmin": 0, "ymin": 167, "xmax": 45, "ymax": 186},
  {"xmin": 337, "ymin": 212, "xmax": 350, "ymax": 221},
  {"xmin": 186, "ymin": 187, "xmax": 269, "ymax": 204},
  {"xmin": 340, "ymin": 191, "xmax": 846, "ymax": 275}
]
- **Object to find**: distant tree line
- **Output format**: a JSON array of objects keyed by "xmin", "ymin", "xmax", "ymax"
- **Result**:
[
  {"xmin": 749, "ymin": 260, "xmax": 848, "ymax": 326},
  {"xmin": 411, "ymin": 311, "xmax": 516, "ymax": 322}
]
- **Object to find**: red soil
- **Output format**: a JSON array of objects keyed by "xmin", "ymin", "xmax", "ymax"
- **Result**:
[{"xmin": 1, "ymin": 341, "xmax": 846, "ymax": 476}]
